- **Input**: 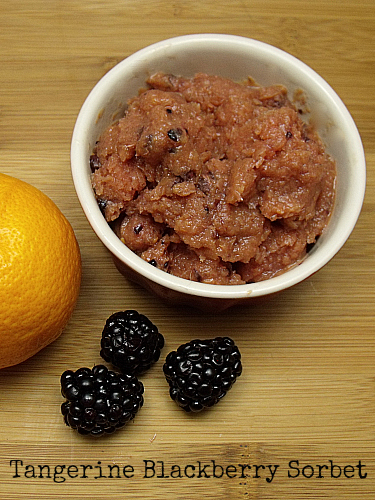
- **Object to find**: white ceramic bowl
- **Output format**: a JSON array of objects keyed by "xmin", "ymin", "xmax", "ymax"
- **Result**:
[{"xmin": 71, "ymin": 34, "xmax": 366, "ymax": 311}]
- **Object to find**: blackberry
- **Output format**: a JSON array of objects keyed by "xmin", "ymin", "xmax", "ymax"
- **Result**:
[
  {"xmin": 100, "ymin": 310, "xmax": 164, "ymax": 375},
  {"xmin": 163, "ymin": 337, "xmax": 242, "ymax": 413},
  {"xmin": 60, "ymin": 365, "xmax": 144, "ymax": 436}
]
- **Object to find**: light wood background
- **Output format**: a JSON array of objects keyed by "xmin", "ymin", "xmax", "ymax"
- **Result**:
[{"xmin": 0, "ymin": 1, "xmax": 374, "ymax": 499}]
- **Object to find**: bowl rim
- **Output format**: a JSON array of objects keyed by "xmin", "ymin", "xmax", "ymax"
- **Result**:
[{"xmin": 71, "ymin": 33, "xmax": 366, "ymax": 299}]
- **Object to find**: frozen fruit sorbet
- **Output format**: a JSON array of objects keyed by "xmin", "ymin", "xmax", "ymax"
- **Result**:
[{"xmin": 91, "ymin": 72, "xmax": 336, "ymax": 285}]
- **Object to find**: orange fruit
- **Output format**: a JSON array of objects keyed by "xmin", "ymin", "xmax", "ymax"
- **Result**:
[{"xmin": 0, "ymin": 173, "xmax": 82, "ymax": 369}]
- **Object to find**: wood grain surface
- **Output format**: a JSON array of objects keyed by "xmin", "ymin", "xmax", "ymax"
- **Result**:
[{"xmin": 0, "ymin": 1, "xmax": 374, "ymax": 499}]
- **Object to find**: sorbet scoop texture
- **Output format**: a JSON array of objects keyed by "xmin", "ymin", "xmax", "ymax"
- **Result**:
[{"xmin": 91, "ymin": 72, "xmax": 336, "ymax": 285}]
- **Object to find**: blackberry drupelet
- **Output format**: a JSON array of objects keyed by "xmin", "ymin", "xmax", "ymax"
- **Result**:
[
  {"xmin": 163, "ymin": 337, "xmax": 242, "ymax": 412},
  {"xmin": 60, "ymin": 365, "xmax": 144, "ymax": 436},
  {"xmin": 100, "ymin": 310, "xmax": 164, "ymax": 375}
]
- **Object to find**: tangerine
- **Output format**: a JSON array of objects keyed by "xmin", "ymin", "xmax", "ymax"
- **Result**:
[{"xmin": 0, "ymin": 173, "xmax": 82, "ymax": 369}]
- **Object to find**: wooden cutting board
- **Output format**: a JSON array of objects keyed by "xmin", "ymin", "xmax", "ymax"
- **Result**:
[{"xmin": 0, "ymin": 1, "xmax": 374, "ymax": 498}]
